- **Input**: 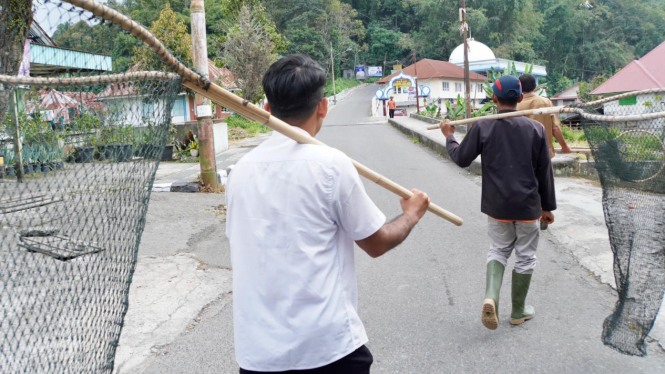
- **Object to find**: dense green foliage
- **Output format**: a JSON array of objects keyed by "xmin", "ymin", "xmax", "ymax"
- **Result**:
[
  {"xmin": 51, "ymin": 0, "xmax": 665, "ymax": 96},
  {"xmin": 225, "ymin": 114, "xmax": 271, "ymax": 137},
  {"xmin": 324, "ymin": 78, "xmax": 361, "ymax": 97}
]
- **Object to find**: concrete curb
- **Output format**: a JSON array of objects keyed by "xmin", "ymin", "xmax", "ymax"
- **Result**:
[
  {"xmin": 152, "ymin": 181, "xmax": 200, "ymax": 193},
  {"xmin": 409, "ymin": 113, "xmax": 468, "ymax": 133},
  {"xmin": 388, "ymin": 118, "xmax": 483, "ymax": 175},
  {"xmin": 389, "ymin": 117, "xmax": 585, "ymax": 179}
]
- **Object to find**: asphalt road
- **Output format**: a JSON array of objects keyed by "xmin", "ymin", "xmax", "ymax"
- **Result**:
[{"xmin": 138, "ymin": 84, "xmax": 665, "ymax": 374}]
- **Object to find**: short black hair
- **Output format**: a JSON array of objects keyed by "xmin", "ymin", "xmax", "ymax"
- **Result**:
[
  {"xmin": 262, "ymin": 55, "xmax": 327, "ymax": 123},
  {"xmin": 519, "ymin": 74, "xmax": 537, "ymax": 93},
  {"xmin": 496, "ymin": 96, "xmax": 520, "ymax": 107}
]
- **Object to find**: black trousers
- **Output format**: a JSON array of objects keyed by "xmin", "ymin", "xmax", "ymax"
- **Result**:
[
  {"xmin": 389, "ymin": 109, "xmax": 395, "ymax": 118},
  {"xmin": 239, "ymin": 345, "xmax": 373, "ymax": 374}
]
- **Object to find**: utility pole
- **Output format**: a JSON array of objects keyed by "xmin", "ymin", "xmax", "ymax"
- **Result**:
[
  {"xmin": 461, "ymin": 0, "xmax": 472, "ymax": 119},
  {"xmin": 414, "ymin": 49, "xmax": 420, "ymax": 114},
  {"xmin": 383, "ymin": 51, "xmax": 387, "ymax": 77},
  {"xmin": 354, "ymin": 51, "xmax": 358, "ymax": 73},
  {"xmin": 191, "ymin": 0, "xmax": 218, "ymax": 191},
  {"xmin": 330, "ymin": 42, "xmax": 337, "ymax": 104},
  {"xmin": 10, "ymin": 90, "xmax": 24, "ymax": 183}
]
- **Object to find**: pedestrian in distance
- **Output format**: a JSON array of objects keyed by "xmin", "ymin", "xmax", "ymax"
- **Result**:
[
  {"xmin": 439, "ymin": 75, "xmax": 557, "ymax": 330},
  {"xmin": 226, "ymin": 54, "xmax": 431, "ymax": 374},
  {"xmin": 517, "ymin": 73, "xmax": 570, "ymax": 230},
  {"xmin": 388, "ymin": 96, "xmax": 397, "ymax": 118},
  {"xmin": 517, "ymin": 74, "xmax": 572, "ymax": 158}
]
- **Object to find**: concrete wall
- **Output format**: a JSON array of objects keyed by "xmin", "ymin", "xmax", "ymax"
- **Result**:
[
  {"xmin": 382, "ymin": 78, "xmax": 488, "ymax": 116},
  {"xmin": 603, "ymin": 93, "xmax": 664, "ymax": 116},
  {"xmin": 213, "ymin": 121, "xmax": 229, "ymax": 154}
]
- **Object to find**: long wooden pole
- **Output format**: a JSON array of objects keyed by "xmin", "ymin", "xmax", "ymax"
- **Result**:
[
  {"xmin": 330, "ymin": 42, "xmax": 337, "ymax": 105},
  {"xmin": 414, "ymin": 50, "xmax": 420, "ymax": 114},
  {"xmin": 425, "ymin": 106, "xmax": 665, "ymax": 130},
  {"xmin": 461, "ymin": 0, "xmax": 472, "ymax": 120},
  {"xmin": 60, "ymin": 0, "xmax": 463, "ymax": 226},
  {"xmin": 191, "ymin": 0, "xmax": 218, "ymax": 191}
]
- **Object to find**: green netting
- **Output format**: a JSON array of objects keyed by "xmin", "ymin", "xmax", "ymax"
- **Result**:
[
  {"xmin": 1, "ymin": 1, "xmax": 183, "ymax": 372},
  {"xmin": 579, "ymin": 99, "xmax": 665, "ymax": 356}
]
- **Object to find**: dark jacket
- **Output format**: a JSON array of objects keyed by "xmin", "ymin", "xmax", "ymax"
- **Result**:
[{"xmin": 446, "ymin": 110, "xmax": 556, "ymax": 221}]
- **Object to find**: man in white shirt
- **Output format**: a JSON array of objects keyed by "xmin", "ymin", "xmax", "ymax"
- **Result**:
[{"xmin": 226, "ymin": 55, "xmax": 430, "ymax": 373}]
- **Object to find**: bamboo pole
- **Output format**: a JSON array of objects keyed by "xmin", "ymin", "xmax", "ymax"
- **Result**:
[
  {"xmin": 60, "ymin": 0, "xmax": 463, "ymax": 226},
  {"xmin": 585, "ymin": 88, "xmax": 665, "ymax": 107},
  {"xmin": 425, "ymin": 107, "xmax": 665, "ymax": 130},
  {"xmin": 0, "ymin": 72, "xmax": 180, "ymax": 87}
]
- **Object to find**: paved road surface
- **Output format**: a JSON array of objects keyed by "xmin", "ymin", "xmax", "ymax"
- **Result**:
[{"xmin": 137, "ymin": 84, "xmax": 665, "ymax": 373}]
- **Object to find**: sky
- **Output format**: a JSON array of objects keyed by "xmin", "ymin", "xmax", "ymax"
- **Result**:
[{"xmin": 33, "ymin": 0, "xmax": 108, "ymax": 36}]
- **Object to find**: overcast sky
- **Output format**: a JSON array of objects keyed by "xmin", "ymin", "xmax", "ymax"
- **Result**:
[{"xmin": 34, "ymin": 0, "xmax": 108, "ymax": 36}]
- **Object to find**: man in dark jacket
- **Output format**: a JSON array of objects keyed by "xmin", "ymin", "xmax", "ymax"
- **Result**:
[{"xmin": 439, "ymin": 75, "xmax": 556, "ymax": 330}]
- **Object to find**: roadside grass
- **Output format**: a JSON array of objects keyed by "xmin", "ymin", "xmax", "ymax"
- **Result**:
[
  {"xmin": 226, "ymin": 115, "xmax": 271, "ymax": 140},
  {"xmin": 324, "ymin": 78, "xmax": 361, "ymax": 97}
]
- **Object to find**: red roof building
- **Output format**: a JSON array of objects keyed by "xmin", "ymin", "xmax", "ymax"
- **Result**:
[
  {"xmin": 377, "ymin": 59, "xmax": 485, "ymax": 84},
  {"xmin": 592, "ymin": 41, "xmax": 665, "ymax": 95},
  {"xmin": 376, "ymin": 59, "xmax": 489, "ymax": 114},
  {"xmin": 551, "ymin": 83, "xmax": 581, "ymax": 106}
]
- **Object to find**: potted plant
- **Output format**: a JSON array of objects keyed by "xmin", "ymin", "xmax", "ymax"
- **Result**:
[
  {"xmin": 22, "ymin": 146, "xmax": 35, "ymax": 174},
  {"xmin": 38, "ymin": 145, "xmax": 51, "ymax": 173},
  {"xmin": 75, "ymin": 144, "xmax": 95, "ymax": 163},
  {"xmin": 116, "ymin": 125, "xmax": 134, "ymax": 162},
  {"xmin": 162, "ymin": 123, "xmax": 178, "ymax": 161},
  {"xmin": 5, "ymin": 150, "xmax": 16, "ymax": 177},
  {"xmin": 189, "ymin": 138, "xmax": 199, "ymax": 157},
  {"xmin": 53, "ymin": 144, "xmax": 64, "ymax": 170}
]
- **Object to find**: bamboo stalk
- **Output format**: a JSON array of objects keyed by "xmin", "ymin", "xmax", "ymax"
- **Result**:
[
  {"xmin": 60, "ymin": 0, "xmax": 463, "ymax": 226},
  {"xmin": 0, "ymin": 72, "xmax": 179, "ymax": 87},
  {"xmin": 425, "ymin": 107, "xmax": 665, "ymax": 130},
  {"xmin": 585, "ymin": 88, "xmax": 665, "ymax": 107}
]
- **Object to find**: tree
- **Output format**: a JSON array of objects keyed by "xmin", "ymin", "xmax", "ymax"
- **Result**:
[
  {"xmin": 132, "ymin": 3, "xmax": 192, "ymax": 71},
  {"xmin": 366, "ymin": 22, "xmax": 405, "ymax": 68},
  {"xmin": 578, "ymin": 75, "xmax": 609, "ymax": 103},
  {"xmin": 222, "ymin": 5, "xmax": 278, "ymax": 103},
  {"xmin": 218, "ymin": 0, "xmax": 287, "ymax": 54},
  {"xmin": 0, "ymin": 0, "xmax": 33, "ymax": 125}
]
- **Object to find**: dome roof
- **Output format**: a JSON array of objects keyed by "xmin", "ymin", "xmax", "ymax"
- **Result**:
[{"xmin": 449, "ymin": 39, "xmax": 496, "ymax": 64}]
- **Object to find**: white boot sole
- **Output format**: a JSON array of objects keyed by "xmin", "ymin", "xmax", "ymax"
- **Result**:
[{"xmin": 482, "ymin": 298, "xmax": 498, "ymax": 330}]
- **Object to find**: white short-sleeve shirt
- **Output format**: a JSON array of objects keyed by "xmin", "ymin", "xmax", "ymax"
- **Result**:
[{"xmin": 226, "ymin": 128, "xmax": 386, "ymax": 371}]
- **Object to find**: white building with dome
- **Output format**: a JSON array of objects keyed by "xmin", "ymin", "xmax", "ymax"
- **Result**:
[{"xmin": 449, "ymin": 39, "xmax": 547, "ymax": 83}]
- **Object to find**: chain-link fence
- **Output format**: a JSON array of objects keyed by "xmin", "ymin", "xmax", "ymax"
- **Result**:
[{"xmin": 1, "ymin": 1, "xmax": 182, "ymax": 371}]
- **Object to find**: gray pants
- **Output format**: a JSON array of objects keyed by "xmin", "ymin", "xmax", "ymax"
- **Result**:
[{"xmin": 487, "ymin": 217, "xmax": 540, "ymax": 274}]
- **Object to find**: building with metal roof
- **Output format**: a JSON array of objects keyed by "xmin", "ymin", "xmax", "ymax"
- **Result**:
[
  {"xmin": 375, "ymin": 59, "xmax": 488, "ymax": 116},
  {"xmin": 448, "ymin": 39, "xmax": 547, "ymax": 81},
  {"xmin": 591, "ymin": 41, "xmax": 665, "ymax": 115},
  {"xmin": 23, "ymin": 21, "xmax": 112, "ymax": 77}
]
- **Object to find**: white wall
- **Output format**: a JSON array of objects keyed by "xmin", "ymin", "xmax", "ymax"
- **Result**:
[
  {"xmin": 421, "ymin": 78, "xmax": 488, "ymax": 114},
  {"xmin": 603, "ymin": 94, "xmax": 664, "ymax": 116},
  {"xmin": 379, "ymin": 77, "xmax": 489, "ymax": 115},
  {"xmin": 100, "ymin": 97, "xmax": 178, "ymax": 127}
]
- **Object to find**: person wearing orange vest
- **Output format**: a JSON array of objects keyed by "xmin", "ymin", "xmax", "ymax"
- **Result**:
[{"xmin": 387, "ymin": 96, "xmax": 397, "ymax": 118}]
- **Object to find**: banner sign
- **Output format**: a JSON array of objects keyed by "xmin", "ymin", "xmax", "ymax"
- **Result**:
[
  {"xmin": 393, "ymin": 65, "xmax": 403, "ymax": 70},
  {"xmin": 367, "ymin": 66, "xmax": 382, "ymax": 77},
  {"xmin": 393, "ymin": 79, "xmax": 411, "ymax": 89},
  {"xmin": 355, "ymin": 65, "xmax": 366, "ymax": 80}
]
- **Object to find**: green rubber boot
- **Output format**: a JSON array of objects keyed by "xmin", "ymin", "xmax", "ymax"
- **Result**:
[
  {"xmin": 510, "ymin": 270, "xmax": 535, "ymax": 325},
  {"xmin": 482, "ymin": 260, "xmax": 505, "ymax": 330}
]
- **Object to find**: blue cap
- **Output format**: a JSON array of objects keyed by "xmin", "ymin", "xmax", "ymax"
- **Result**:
[{"xmin": 492, "ymin": 75, "xmax": 522, "ymax": 100}]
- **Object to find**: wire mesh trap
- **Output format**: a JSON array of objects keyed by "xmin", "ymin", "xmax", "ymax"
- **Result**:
[
  {"xmin": 0, "ymin": 0, "xmax": 662, "ymax": 372},
  {"xmin": 577, "ymin": 99, "xmax": 665, "ymax": 356},
  {"xmin": 1, "ymin": 1, "xmax": 184, "ymax": 372}
]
